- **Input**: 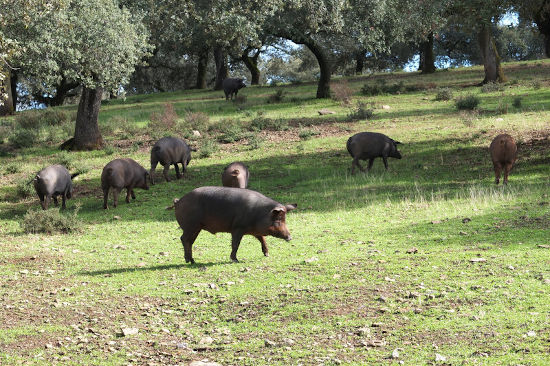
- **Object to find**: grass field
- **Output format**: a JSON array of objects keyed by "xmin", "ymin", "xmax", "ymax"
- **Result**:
[{"xmin": 0, "ymin": 60, "xmax": 549, "ymax": 365}]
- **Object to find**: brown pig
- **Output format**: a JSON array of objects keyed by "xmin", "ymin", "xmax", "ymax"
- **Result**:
[
  {"xmin": 221, "ymin": 162, "xmax": 249, "ymax": 188},
  {"xmin": 489, "ymin": 134, "xmax": 517, "ymax": 185},
  {"xmin": 101, "ymin": 158, "xmax": 149, "ymax": 209},
  {"xmin": 174, "ymin": 186, "xmax": 296, "ymax": 263}
]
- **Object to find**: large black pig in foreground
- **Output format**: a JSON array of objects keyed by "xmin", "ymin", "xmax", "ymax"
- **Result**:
[
  {"xmin": 347, "ymin": 132, "xmax": 402, "ymax": 174},
  {"xmin": 101, "ymin": 158, "xmax": 149, "ymax": 209},
  {"xmin": 150, "ymin": 137, "xmax": 192, "ymax": 184},
  {"xmin": 33, "ymin": 165, "xmax": 78, "ymax": 210},
  {"xmin": 175, "ymin": 186, "xmax": 296, "ymax": 263},
  {"xmin": 222, "ymin": 78, "xmax": 246, "ymax": 100}
]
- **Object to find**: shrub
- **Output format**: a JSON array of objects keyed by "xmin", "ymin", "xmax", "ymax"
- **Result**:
[
  {"xmin": 496, "ymin": 101, "xmax": 509, "ymax": 115},
  {"xmin": 184, "ymin": 111, "xmax": 210, "ymax": 131},
  {"xmin": 512, "ymin": 97, "xmax": 522, "ymax": 108},
  {"xmin": 218, "ymin": 125, "xmax": 248, "ymax": 143},
  {"xmin": 532, "ymin": 80, "xmax": 541, "ymax": 90},
  {"xmin": 247, "ymin": 133, "xmax": 264, "ymax": 150},
  {"xmin": 149, "ymin": 103, "xmax": 178, "ymax": 135},
  {"xmin": 41, "ymin": 109, "xmax": 72, "ymax": 126},
  {"xmin": 15, "ymin": 111, "xmax": 44, "ymax": 129},
  {"xmin": 54, "ymin": 151, "xmax": 76, "ymax": 169},
  {"xmin": 8, "ymin": 128, "xmax": 39, "ymax": 148},
  {"xmin": 361, "ymin": 79, "xmax": 405, "ymax": 96},
  {"xmin": 459, "ymin": 110, "xmax": 479, "ymax": 127},
  {"xmin": 455, "ymin": 94, "xmax": 480, "ymax": 111},
  {"xmin": 347, "ymin": 101, "xmax": 374, "ymax": 121},
  {"xmin": 331, "ymin": 80, "xmax": 353, "ymax": 105},
  {"xmin": 481, "ymin": 81, "xmax": 503, "ymax": 93},
  {"xmin": 5, "ymin": 163, "xmax": 20, "ymax": 174},
  {"xmin": 298, "ymin": 128, "xmax": 320, "ymax": 140},
  {"xmin": 21, "ymin": 204, "xmax": 82, "ymax": 234},
  {"xmin": 16, "ymin": 175, "xmax": 35, "ymax": 198},
  {"xmin": 234, "ymin": 95, "xmax": 247, "ymax": 105},
  {"xmin": 267, "ymin": 90, "xmax": 285, "ymax": 103},
  {"xmin": 435, "ymin": 87, "xmax": 453, "ymax": 101},
  {"xmin": 198, "ymin": 139, "xmax": 219, "ymax": 158},
  {"xmin": 104, "ymin": 145, "xmax": 116, "ymax": 155},
  {"xmin": 249, "ymin": 116, "xmax": 289, "ymax": 131}
]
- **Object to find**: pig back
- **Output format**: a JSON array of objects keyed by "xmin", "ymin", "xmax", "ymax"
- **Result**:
[
  {"xmin": 490, "ymin": 134, "xmax": 517, "ymax": 164},
  {"xmin": 102, "ymin": 158, "xmax": 146, "ymax": 188},
  {"xmin": 348, "ymin": 132, "xmax": 390, "ymax": 158},
  {"xmin": 35, "ymin": 165, "xmax": 72, "ymax": 195},
  {"xmin": 152, "ymin": 137, "xmax": 190, "ymax": 164}
]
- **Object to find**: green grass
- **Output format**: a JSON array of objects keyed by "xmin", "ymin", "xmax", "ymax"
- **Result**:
[{"xmin": 0, "ymin": 60, "xmax": 549, "ymax": 365}]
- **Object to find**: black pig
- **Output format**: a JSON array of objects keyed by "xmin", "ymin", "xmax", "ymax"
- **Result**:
[
  {"xmin": 346, "ymin": 132, "xmax": 402, "ymax": 174},
  {"xmin": 222, "ymin": 78, "xmax": 246, "ymax": 100},
  {"xmin": 221, "ymin": 162, "xmax": 249, "ymax": 188},
  {"xmin": 150, "ymin": 137, "xmax": 192, "ymax": 184},
  {"xmin": 175, "ymin": 186, "xmax": 296, "ymax": 263},
  {"xmin": 33, "ymin": 165, "xmax": 78, "ymax": 210},
  {"xmin": 101, "ymin": 158, "xmax": 149, "ymax": 209}
]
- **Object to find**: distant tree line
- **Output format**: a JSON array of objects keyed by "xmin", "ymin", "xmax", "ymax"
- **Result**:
[{"xmin": 1, "ymin": 0, "xmax": 549, "ymax": 149}]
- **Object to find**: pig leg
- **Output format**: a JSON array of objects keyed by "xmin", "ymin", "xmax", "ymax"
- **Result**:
[
  {"xmin": 351, "ymin": 157, "xmax": 363, "ymax": 175},
  {"xmin": 493, "ymin": 162, "xmax": 502, "ymax": 185},
  {"xmin": 174, "ymin": 164, "xmax": 181, "ymax": 179},
  {"xmin": 113, "ymin": 188, "xmax": 122, "ymax": 207},
  {"xmin": 130, "ymin": 189, "xmax": 136, "ymax": 200},
  {"xmin": 149, "ymin": 159, "xmax": 158, "ymax": 185},
  {"xmin": 52, "ymin": 195, "xmax": 59, "ymax": 207},
  {"xmin": 181, "ymin": 228, "xmax": 200, "ymax": 264},
  {"xmin": 61, "ymin": 193, "xmax": 67, "ymax": 209},
  {"xmin": 382, "ymin": 157, "xmax": 388, "ymax": 170},
  {"xmin": 230, "ymin": 231, "xmax": 244, "ymax": 262},
  {"xmin": 366, "ymin": 158, "xmax": 375, "ymax": 171},
  {"xmin": 44, "ymin": 195, "xmax": 51, "ymax": 210},
  {"xmin": 162, "ymin": 164, "xmax": 171, "ymax": 182},
  {"xmin": 103, "ymin": 187, "xmax": 110, "ymax": 209},
  {"xmin": 38, "ymin": 192, "xmax": 46, "ymax": 210},
  {"xmin": 255, "ymin": 235, "xmax": 269, "ymax": 257},
  {"xmin": 503, "ymin": 163, "xmax": 513, "ymax": 185},
  {"xmin": 125, "ymin": 186, "xmax": 133, "ymax": 203}
]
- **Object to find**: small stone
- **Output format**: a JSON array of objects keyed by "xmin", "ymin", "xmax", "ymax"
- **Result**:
[
  {"xmin": 19, "ymin": 270, "xmax": 29, "ymax": 275},
  {"xmin": 435, "ymin": 353, "xmax": 447, "ymax": 362},
  {"xmin": 537, "ymin": 245, "xmax": 550, "ymax": 249},
  {"xmin": 469, "ymin": 258, "xmax": 487, "ymax": 263},
  {"xmin": 192, "ymin": 130, "xmax": 201, "ymax": 137},
  {"xmin": 406, "ymin": 247, "xmax": 418, "ymax": 254},
  {"xmin": 495, "ymin": 117, "xmax": 504, "ymax": 122},
  {"xmin": 377, "ymin": 296, "xmax": 388, "ymax": 303},
  {"xmin": 136, "ymin": 262, "xmax": 147, "ymax": 267},
  {"xmin": 462, "ymin": 217, "xmax": 471, "ymax": 223},
  {"xmin": 159, "ymin": 251, "xmax": 169, "ymax": 256},
  {"xmin": 357, "ymin": 327, "xmax": 371, "ymax": 336},
  {"xmin": 283, "ymin": 338, "xmax": 295, "ymax": 346},
  {"xmin": 189, "ymin": 361, "xmax": 222, "ymax": 366},
  {"xmin": 384, "ymin": 277, "xmax": 395, "ymax": 282},
  {"xmin": 431, "ymin": 220, "xmax": 441, "ymax": 224},
  {"xmin": 45, "ymin": 343, "xmax": 54, "ymax": 349},
  {"xmin": 264, "ymin": 339, "xmax": 277, "ymax": 347},
  {"xmin": 526, "ymin": 331, "xmax": 536, "ymax": 337},
  {"xmin": 199, "ymin": 336, "xmax": 214, "ymax": 346},
  {"xmin": 507, "ymin": 265, "xmax": 515, "ymax": 270},
  {"xmin": 318, "ymin": 109, "xmax": 336, "ymax": 115},
  {"xmin": 113, "ymin": 216, "xmax": 121, "ymax": 220},
  {"xmin": 304, "ymin": 257, "xmax": 318, "ymax": 263},
  {"xmin": 391, "ymin": 348, "xmax": 400, "ymax": 359},
  {"xmin": 459, "ymin": 231, "xmax": 468, "ymax": 236},
  {"xmin": 414, "ymin": 308, "xmax": 422, "ymax": 314},
  {"xmin": 121, "ymin": 327, "xmax": 139, "ymax": 337},
  {"xmin": 381, "ymin": 105, "xmax": 391, "ymax": 109}
]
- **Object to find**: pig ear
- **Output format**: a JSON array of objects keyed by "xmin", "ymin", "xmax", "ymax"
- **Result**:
[
  {"xmin": 271, "ymin": 207, "xmax": 285, "ymax": 220},
  {"xmin": 285, "ymin": 204, "xmax": 297, "ymax": 212}
]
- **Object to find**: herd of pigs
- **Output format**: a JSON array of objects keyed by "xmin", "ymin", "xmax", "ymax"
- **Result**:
[{"xmin": 30, "ymin": 129, "xmax": 518, "ymax": 263}]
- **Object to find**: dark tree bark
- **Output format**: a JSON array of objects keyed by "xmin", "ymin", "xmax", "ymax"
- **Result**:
[
  {"xmin": 10, "ymin": 71, "xmax": 17, "ymax": 112},
  {"xmin": 534, "ymin": 1, "xmax": 550, "ymax": 57},
  {"xmin": 196, "ymin": 48, "xmax": 208, "ymax": 89},
  {"xmin": 213, "ymin": 47, "xmax": 228, "ymax": 90},
  {"xmin": 478, "ymin": 25, "xmax": 506, "ymax": 83},
  {"xmin": 304, "ymin": 40, "xmax": 331, "ymax": 98},
  {"xmin": 419, "ymin": 33, "xmax": 436, "ymax": 74},
  {"xmin": 73, "ymin": 86, "xmax": 103, "ymax": 150},
  {"xmin": 0, "ymin": 70, "xmax": 15, "ymax": 116},
  {"xmin": 355, "ymin": 50, "xmax": 365, "ymax": 75},
  {"xmin": 33, "ymin": 77, "xmax": 79, "ymax": 107},
  {"xmin": 241, "ymin": 48, "xmax": 261, "ymax": 85}
]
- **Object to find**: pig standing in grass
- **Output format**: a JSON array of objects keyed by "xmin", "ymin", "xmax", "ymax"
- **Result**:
[
  {"xmin": 222, "ymin": 162, "xmax": 249, "ymax": 188},
  {"xmin": 489, "ymin": 134, "xmax": 517, "ymax": 185},
  {"xmin": 222, "ymin": 78, "xmax": 246, "ymax": 100},
  {"xmin": 33, "ymin": 165, "xmax": 78, "ymax": 210},
  {"xmin": 150, "ymin": 137, "xmax": 192, "ymax": 184},
  {"xmin": 101, "ymin": 158, "xmax": 149, "ymax": 209},
  {"xmin": 346, "ymin": 132, "xmax": 402, "ymax": 174},
  {"xmin": 175, "ymin": 186, "xmax": 296, "ymax": 263}
]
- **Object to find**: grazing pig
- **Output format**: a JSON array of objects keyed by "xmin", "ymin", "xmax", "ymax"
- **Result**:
[
  {"xmin": 150, "ymin": 137, "xmax": 192, "ymax": 184},
  {"xmin": 489, "ymin": 134, "xmax": 517, "ymax": 185},
  {"xmin": 33, "ymin": 165, "xmax": 78, "ymax": 210},
  {"xmin": 222, "ymin": 78, "xmax": 246, "ymax": 100},
  {"xmin": 175, "ymin": 186, "xmax": 297, "ymax": 263},
  {"xmin": 101, "ymin": 158, "xmax": 149, "ymax": 209},
  {"xmin": 221, "ymin": 162, "xmax": 249, "ymax": 188},
  {"xmin": 346, "ymin": 132, "xmax": 402, "ymax": 174}
]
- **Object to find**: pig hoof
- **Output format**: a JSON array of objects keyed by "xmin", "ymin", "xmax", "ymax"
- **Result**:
[
  {"xmin": 263, "ymin": 253, "xmax": 269, "ymax": 257},
  {"xmin": 231, "ymin": 257, "xmax": 239, "ymax": 263}
]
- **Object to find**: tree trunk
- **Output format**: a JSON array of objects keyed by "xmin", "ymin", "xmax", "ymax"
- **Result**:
[
  {"xmin": 241, "ymin": 49, "xmax": 260, "ymax": 85},
  {"xmin": 419, "ymin": 33, "xmax": 436, "ymax": 74},
  {"xmin": 213, "ymin": 47, "xmax": 228, "ymax": 90},
  {"xmin": 0, "ymin": 69, "xmax": 15, "ymax": 116},
  {"xmin": 534, "ymin": 1, "xmax": 550, "ymax": 57},
  {"xmin": 304, "ymin": 41, "xmax": 331, "ymax": 98},
  {"xmin": 355, "ymin": 51, "xmax": 365, "ymax": 75},
  {"xmin": 73, "ymin": 86, "xmax": 103, "ymax": 150},
  {"xmin": 10, "ymin": 71, "xmax": 17, "ymax": 112},
  {"xmin": 478, "ymin": 25, "xmax": 506, "ymax": 83},
  {"xmin": 196, "ymin": 49, "xmax": 208, "ymax": 89}
]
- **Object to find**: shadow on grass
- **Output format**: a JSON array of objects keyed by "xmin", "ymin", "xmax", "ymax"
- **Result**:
[{"xmin": 79, "ymin": 261, "xmax": 229, "ymax": 277}]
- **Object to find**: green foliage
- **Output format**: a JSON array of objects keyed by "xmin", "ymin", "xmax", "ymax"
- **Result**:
[
  {"xmin": 266, "ymin": 89, "xmax": 286, "ymax": 103},
  {"xmin": 246, "ymin": 133, "xmax": 264, "ymax": 150},
  {"xmin": 5, "ymin": 162, "xmax": 20, "ymax": 174},
  {"xmin": 361, "ymin": 79, "xmax": 405, "ymax": 96},
  {"xmin": 21, "ymin": 205, "xmax": 82, "ymax": 234},
  {"xmin": 481, "ymin": 81, "xmax": 503, "ymax": 93},
  {"xmin": 184, "ymin": 111, "xmax": 210, "ymax": 132},
  {"xmin": 54, "ymin": 151, "xmax": 76, "ymax": 170},
  {"xmin": 249, "ymin": 115, "xmax": 289, "ymax": 131},
  {"xmin": 512, "ymin": 96, "xmax": 522, "ymax": 108},
  {"xmin": 435, "ymin": 87, "xmax": 453, "ymax": 101},
  {"xmin": 532, "ymin": 80, "xmax": 541, "ymax": 89},
  {"xmin": 331, "ymin": 80, "xmax": 353, "ymax": 105},
  {"xmin": 197, "ymin": 139, "xmax": 218, "ymax": 158},
  {"xmin": 149, "ymin": 103, "xmax": 178, "ymax": 138},
  {"xmin": 104, "ymin": 145, "xmax": 115, "ymax": 156},
  {"xmin": 298, "ymin": 127, "xmax": 320, "ymax": 140},
  {"xmin": 496, "ymin": 100, "xmax": 509, "ymax": 115},
  {"xmin": 8, "ymin": 128, "xmax": 38, "ymax": 148},
  {"xmin": 455, "ymin": 94, "xmax": 480, "ymax": 110},
  {"xmin": 347, "ymin": 101, "xmax": 374, "ymax": 121},
  {"xmin": 16, "ymin": 174, "xmax": 35, "ymax": 198}
]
